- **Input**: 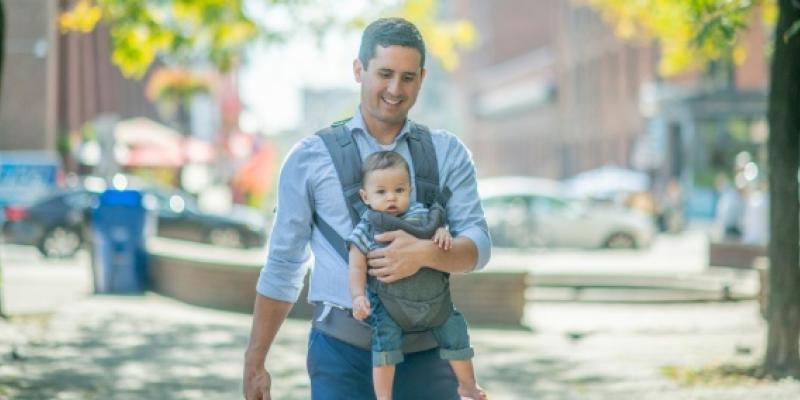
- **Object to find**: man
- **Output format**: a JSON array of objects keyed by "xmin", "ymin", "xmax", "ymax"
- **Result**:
[{"xmin": 243, "ymin": 17, "xmax": 491, "ymax": 400}]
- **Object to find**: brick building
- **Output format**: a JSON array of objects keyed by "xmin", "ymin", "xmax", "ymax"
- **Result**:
[
  {"xmin": 451, "ymin": 0, "xmax": 769, "ymax": 190},
  {"xmin": 1, "ymin": 0, "xmax": 156, "ymax": 163},
  {"xmin": 453, "ymin": 0, "xmax": 659, "ymax": 179}
]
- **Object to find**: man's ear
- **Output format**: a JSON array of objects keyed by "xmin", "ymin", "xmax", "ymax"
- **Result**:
[
  {"xmin": 353, "ymin": 59, "xmax": 363, "ymax": 83},
  {"xmin": 359, "ymin": 188, "xmax": 368, "ymax": 204},
  {"xmin": 419, "ymin": 67, "xmax": 427, "ymax": 84}
]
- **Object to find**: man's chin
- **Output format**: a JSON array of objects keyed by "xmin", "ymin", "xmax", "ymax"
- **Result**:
[{"xmin": 378, "ymin": 113, "xmax": 407, "ymax": 125}]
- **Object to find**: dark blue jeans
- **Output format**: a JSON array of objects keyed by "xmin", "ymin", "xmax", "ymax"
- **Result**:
[{"xmin": 307, "ymin": 329, "xmax": 460, "ymax": 400}]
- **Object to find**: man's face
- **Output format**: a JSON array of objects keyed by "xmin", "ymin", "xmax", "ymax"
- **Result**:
[
  {"xmin": 354, "ymin": 45, "xmax": 426, "ymax": 128},
  {"xmin": 359, "ymin": 167, "xmax": 411, "ymax": 215}
]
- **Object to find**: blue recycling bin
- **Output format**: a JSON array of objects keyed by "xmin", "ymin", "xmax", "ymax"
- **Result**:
[{"xmin": 91, "ymin": 189, "xmax": 150, "ymax": 293}]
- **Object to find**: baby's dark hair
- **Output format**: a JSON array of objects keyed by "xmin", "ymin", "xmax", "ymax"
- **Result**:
[{"xmin": 361, "ymin": 151, "xmax": 410, "ymax": 185}]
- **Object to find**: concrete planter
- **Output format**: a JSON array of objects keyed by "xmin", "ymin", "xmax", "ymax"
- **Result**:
[{"xmin": 148, "ymin": 238, "xmax": 528, "ymax": 326}]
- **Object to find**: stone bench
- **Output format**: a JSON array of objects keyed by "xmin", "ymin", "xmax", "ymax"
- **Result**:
[{"xmin": 708, "ymin": 240, "xmax": 766, "ymax": 269}]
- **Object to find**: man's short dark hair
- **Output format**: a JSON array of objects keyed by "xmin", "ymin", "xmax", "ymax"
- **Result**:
[
  {"xmin": 362, "ymin": 151, "xmax": 410, "ymax": 184},
  {"xmin": 359, "ymin": 17, "xmax": 426, "ymax": 70}
]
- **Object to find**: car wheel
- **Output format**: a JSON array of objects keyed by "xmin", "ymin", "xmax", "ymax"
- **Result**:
[
  {"xmin": 38, "ymin": 226, "xmax": 82, "ymax": 258},
  {"xmin": 208, "ymin": 228, "xmax": 243, "ymax": 248},
  {"xmin": 604, "ymin": 232, "xmax": 637, "ymax": 249}
]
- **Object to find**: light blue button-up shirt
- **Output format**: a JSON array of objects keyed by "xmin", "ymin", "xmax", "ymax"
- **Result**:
[{"xmin": 256, "ymin": 108, "xmax": 491, "ymax": 308}]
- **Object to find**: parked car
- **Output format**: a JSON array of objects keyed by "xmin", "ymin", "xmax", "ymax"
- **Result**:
[
  {"xmin": 2, "ymin": 184, "xmax": 268, "ymax": 258},
  {"xmin": 2, "ymin": 188, "xmax": 95, "ymax": 258},
  {"xmin": 140, "ymin": 186, "xmax": 268, "ymax": 249},
  {"xmin": 479, "ymin": 176, "xmax": 656, "ymax": 249}
]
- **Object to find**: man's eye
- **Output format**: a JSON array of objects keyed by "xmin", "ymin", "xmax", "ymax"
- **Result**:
[
  {"xmin": 402, "ymin": 75, "xmax": 415, "ymax": 82},
  {"xmin": 379, "ymin": 72, "xmax": 391, "ymax": 78}
]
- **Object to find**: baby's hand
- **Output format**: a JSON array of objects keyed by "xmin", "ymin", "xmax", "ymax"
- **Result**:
[
  {"xmin": 352, "ymin": 295, "xmax": 371, "ymax": 320},
  {"xmin": 433, "ymin": 227, "xmax": 452, "ymax": 251}
]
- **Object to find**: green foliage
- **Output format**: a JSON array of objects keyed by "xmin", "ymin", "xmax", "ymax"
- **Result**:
[
  {"xmin": 60, "ymin": 0, "xmax": 476, "ymax": 79},
  {"xmin": 785, "ymin": 19, "xmax": 800, "ymax": 42},
  {"xmin": 582, "ymin": 0, "xmax": 779, "ymax": 76},
  {"xmin": 61, "ymin": 0, "xmax": 259, "ymax": 77}
]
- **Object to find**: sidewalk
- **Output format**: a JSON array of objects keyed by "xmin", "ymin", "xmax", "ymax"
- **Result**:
[{"xmin": 2, "ymin": 294, "xmax": 799, "ymax": 399}]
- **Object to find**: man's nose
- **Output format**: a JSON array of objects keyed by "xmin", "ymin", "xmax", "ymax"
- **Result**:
[{"xmin": 387, "ymin": 78, "xmax": 401, "ymax": 95}]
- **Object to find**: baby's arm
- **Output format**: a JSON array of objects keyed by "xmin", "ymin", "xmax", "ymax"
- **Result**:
[
  {"xmin": 433, "ymin": 227, "xmax": 453, "ymax": 251},
  {"xmin": 348, "ymin": 245, "xmax": 371, "ymax": 320}
]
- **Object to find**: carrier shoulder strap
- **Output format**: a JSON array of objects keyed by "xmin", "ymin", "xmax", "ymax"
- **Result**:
[
  {"xmin": 317, "ymin": 124, "xmax": 366, "ymax": 227},
  {"xmin": 408, "ymin": 123, "xmax": 451, "ymax": 207}
]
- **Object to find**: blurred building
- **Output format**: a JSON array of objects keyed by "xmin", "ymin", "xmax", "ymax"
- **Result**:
[
  {"xmin": 0, "ymin": 0, "xmax": 59, "ymax": 150},
  {"xmin": 1, "ymin": 0, "xmax": 157, "ymax": 167},
  {"xmin": 298, "ymin": 87, "xmax": 359, "ymax": 137},
  {"xmin": 451, "ymin": 0, "xmax": 769, "ymax": 194},
  {"xmin": 644, "ymin": 8, "xmax": 769, "ymax": 195},
  {"xmin": 452, "ymin": 0, "xmax": 659, "ymax": 179}
]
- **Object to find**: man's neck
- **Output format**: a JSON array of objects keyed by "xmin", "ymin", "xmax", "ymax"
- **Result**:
[{"xmin": 360, "ymin": 108, "xmax": 405, "ymax": 145}]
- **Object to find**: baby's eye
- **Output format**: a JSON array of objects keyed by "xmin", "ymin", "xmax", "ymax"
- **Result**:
[
  {"xmin": 376, "ymin": 189, "xmax": 386, "ymax": 194},
  {"xmin": 396, "ymin": 188, "xmax": 405, "ymax": 193}
]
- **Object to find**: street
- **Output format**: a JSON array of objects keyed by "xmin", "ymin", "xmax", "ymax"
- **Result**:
[
  {"xmin": 0, "ymin": 243, "xmax": 93, "ymax": 316},
  {"xmin": 1, "ymin": 294, "xmax": 795, "ymax": 399},
  {"xmin": 0, "ymin": 230, "xmax": 787, "ymax": 399}
]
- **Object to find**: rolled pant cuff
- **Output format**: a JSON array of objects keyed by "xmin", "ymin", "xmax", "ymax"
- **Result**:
[
  {"xmin": 372, "ymin": 350, "xmax": 404, "ymax": 366},
  {"xmin": 439, "ymin": 347, "xmax": 474, "ymax": 360}
]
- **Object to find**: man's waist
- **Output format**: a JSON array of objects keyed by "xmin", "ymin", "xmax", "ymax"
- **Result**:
[{"xmin": 311, "ymin": 302, "xmax": 439, "ymax": 352}]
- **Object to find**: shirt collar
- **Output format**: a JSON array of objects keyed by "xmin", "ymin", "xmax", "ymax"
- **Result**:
[{"xmin": 345, "ymin": 106, "xmax": 413, "ymax": 146}]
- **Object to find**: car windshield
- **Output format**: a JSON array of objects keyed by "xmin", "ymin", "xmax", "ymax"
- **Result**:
[{"xmin": 145, "ymin": 188, "xmax": 198, "ymax": 214}]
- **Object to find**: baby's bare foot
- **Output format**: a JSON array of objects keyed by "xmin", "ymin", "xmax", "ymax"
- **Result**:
[{"xmin": 458, "ymin": 385, "xmax": 488, "ymax": 400}]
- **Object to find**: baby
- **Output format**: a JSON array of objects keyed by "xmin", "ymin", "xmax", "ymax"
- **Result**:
[{"xmin": 347, "ymin": 150, "xmax": 487, "ymax": 400}]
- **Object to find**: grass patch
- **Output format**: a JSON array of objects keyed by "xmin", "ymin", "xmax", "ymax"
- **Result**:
[{"xmin": 661, "ymin": 363, "xmax": 760, "ymax": 386}]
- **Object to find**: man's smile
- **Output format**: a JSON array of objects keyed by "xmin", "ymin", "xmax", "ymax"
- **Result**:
[{"xmin": 382, "ymin": 96, "xmax": 403, "ymax": 106}]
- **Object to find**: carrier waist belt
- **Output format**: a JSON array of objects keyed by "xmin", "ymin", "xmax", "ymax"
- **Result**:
[{"xmin": 311, "ymin": 303, "xmax": 439, "ymax": 352}]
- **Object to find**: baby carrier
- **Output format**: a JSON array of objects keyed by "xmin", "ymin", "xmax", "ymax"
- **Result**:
[{"xmin": 313, "ymin": 121, "xmax": 453, "ymax": 333}]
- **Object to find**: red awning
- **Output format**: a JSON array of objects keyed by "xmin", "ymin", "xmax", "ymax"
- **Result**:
[{"xmin": 233, "ymin": 143, "xmax": 277, "ymax": 194}]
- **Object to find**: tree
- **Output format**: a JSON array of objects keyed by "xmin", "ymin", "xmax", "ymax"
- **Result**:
[
  {"xmin": 584, "ymin": 0, "xmax": 800, "ymax": 378},
  {"xmin": 59, "ymin": 0, "xmax": 475, "ymax": 78},
  {"xmin": 1, "ymin": 0, "xmax": 5, "ymax": 102}
]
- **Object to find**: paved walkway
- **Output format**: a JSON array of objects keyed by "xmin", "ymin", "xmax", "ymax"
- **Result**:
[{"xmin": 2, "ymin": 295, "xmax": 799, "ymax": 400}]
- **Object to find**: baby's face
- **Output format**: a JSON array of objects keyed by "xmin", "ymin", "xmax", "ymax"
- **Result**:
[{"xmin": 360, "ymin": 167, "xmax": 411, "ymax": 215}]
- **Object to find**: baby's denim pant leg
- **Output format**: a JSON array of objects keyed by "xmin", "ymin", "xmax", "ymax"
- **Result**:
[
  {"xmin": 367, "ymin": 290, "xmax": 404, "ymax": 366},
  {"xmin": 431, "ymin": 308, "xmax": 475, "ymax": 360}
]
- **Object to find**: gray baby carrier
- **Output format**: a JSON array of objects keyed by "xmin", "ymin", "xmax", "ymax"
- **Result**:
[{"xmin": 313, "ymin": 121, "xmax": 453, "ymax": 333}]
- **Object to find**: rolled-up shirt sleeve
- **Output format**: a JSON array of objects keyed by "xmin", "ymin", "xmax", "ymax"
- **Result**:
[
  {"xmin": 441, "ymin": 134, "xmax": 492, "ymax": 271},
  {"xmin": 256, "ymin": 140, "xmax": 314, "ymax": 302}
]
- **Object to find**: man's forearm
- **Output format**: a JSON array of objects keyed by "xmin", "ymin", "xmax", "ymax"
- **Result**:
[
  {"xmin": 424, "ymin": 236, "xmax": 477, "ymax": 274},
  {"xmin": 244, "ymin": 294, "xmax": 293, "ymax": 368}
]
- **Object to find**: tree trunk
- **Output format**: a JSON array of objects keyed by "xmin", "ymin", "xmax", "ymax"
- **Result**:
[
  {"xmin": 0, "ymin": 0, "xmax": 5, "ymax": 102},
  {"xmin": 0, "ymin": 0, "xmax": 5, "ymax": 318},
  {"xmin": 762, "ymin": 0, "xmax": 800, "ymax": 379}
]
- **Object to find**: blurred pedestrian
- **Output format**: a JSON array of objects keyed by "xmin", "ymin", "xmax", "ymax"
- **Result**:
[
  {"xmin": 741, "ymin": 180, "xmax": 769, "ymax": 245},
  {"xmin": 656, "ymin": 178, "xmax": 684, "ymax": 233},
  {"xmin": 242, "ymin": 17, "xmax": 491, "ymax": 400},
  {"xmin": 713, "ymin": 173, "xmax": 744, "ymax": 241}
]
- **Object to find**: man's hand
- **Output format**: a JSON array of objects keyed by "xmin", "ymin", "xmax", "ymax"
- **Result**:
[
  {"xmin": 352, "ymin": 295, "xmax": 371, "ymax": 320},
  {"xmin": 243, "ymin": 364, "xmax": 271, "ymax": 400},
  {"xmin": 367, "ymin": 230, "xmax": 426, "ymax": 282}
]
